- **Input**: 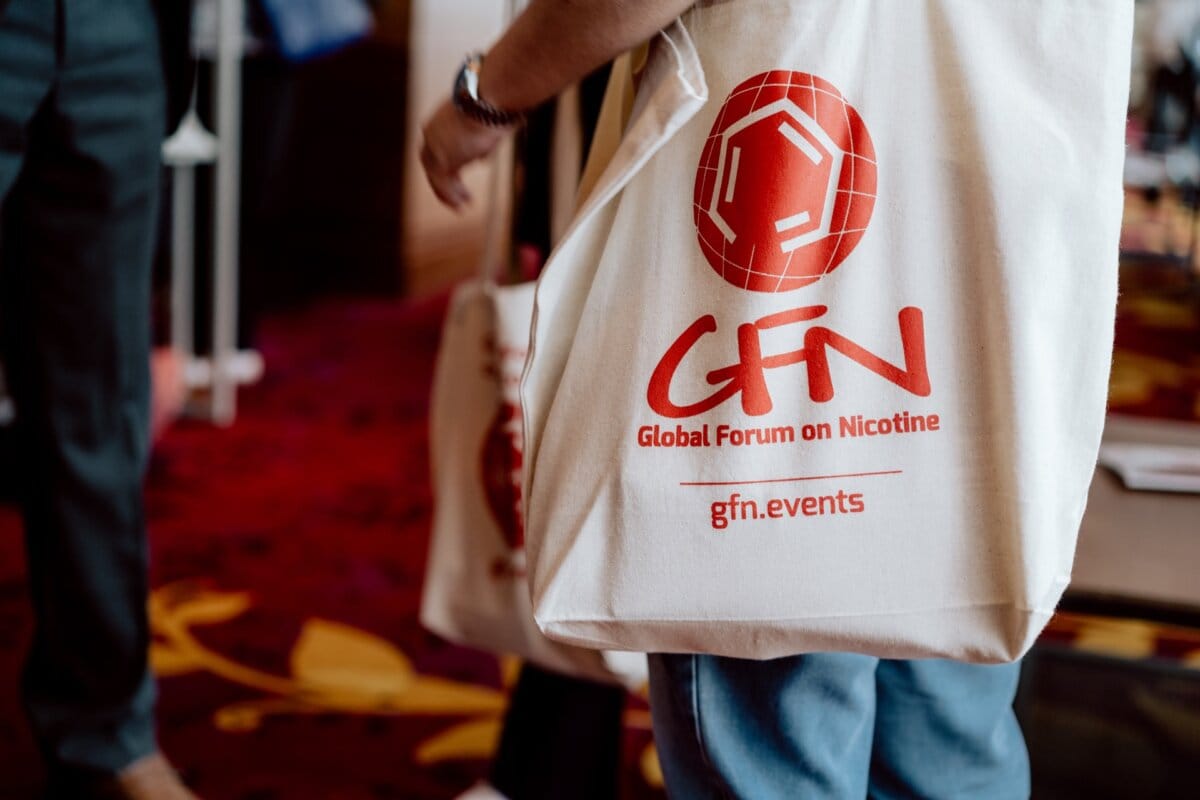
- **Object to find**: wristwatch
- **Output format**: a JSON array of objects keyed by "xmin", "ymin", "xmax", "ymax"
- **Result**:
[{"xmin": 453, "ymin": 52, "xmax": 525, "ymax": 128}]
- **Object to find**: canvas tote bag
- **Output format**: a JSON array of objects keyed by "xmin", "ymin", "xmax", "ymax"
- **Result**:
[
  {"xmin": 420, "ymin": 132, "xmax": 646, "ymax": 687},
  {"xmin": 521, "ymin": 0, "xmax": 1134, "ymax": 663}
]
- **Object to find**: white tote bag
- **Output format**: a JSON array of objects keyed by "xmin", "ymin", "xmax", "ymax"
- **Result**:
[
  {"xmin": 420, "ymin": 146, "xmax": 645, "ymax": 688},
  {"xmin": 522, "ymin": 0, "xmax": 1134, "ymax": 663}
]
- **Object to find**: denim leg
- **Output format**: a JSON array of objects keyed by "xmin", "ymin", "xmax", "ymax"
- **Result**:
[
  {"xmin": 869, "ymin": 660, "xmax": 1029, "ymax": 799},
  {"xmin": 649, "ymin": 652, "xmax": 878, "ymax": 799}
]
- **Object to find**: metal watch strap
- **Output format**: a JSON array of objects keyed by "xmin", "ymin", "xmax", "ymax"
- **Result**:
[{"xmin": 453, "ymin": 52, "xmax": 525, "ymax": 128}]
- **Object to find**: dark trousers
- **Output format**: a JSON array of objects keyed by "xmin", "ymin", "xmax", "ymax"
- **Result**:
[
  {"xmin": 0, "ymin": 0, "xmax": 164, "ymax": 780},
  {"xmin": 489, "ymin": 665, "xmax": 626, "ymax": 800}
]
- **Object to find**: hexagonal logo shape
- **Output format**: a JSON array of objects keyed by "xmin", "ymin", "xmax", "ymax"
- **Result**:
[{"xmin": 694, "ymin": 71, "xmax": 877, "ymax": 292}]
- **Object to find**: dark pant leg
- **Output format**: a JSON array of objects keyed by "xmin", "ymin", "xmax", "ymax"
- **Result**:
[
  {"xmin": 0, "ymin": 0, "xmax": 55, "ymax": 185},
  {"xmin": 489, "ymin": 664, "xmax": 626, "ymax": 800},
  {"xmin": 0, "ymin": 0, "xmax": 165, "ymax": 779}
]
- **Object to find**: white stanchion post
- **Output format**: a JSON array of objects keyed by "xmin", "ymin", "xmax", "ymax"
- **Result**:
[
  {"xmin": 212, "ymin": 0, "xmax": 244, "ymax": 425},
  {"xmin": 165, "ymin": 107, "xmax": 220, "ymax": 408},
  {"xmin": 170, "ymin": 166, "xmax": 196, "ymax": 357}
]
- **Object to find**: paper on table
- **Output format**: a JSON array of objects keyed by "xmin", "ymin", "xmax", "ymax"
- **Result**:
[{"xmin": 1098, "ymin": 442, "xmax": 1200, "ymax": 494}]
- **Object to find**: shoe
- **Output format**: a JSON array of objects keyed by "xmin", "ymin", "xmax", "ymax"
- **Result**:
[
  {"xmin": 455, "ymin": 782, "xmax": 511, "ymax": 800},
  {"xmin": 111, "ymin": 753, "xmax": 199, "ymax": 800},
  {"xmin": 43, "ymin": 753, "xmax": 198, "ymax": 800}
]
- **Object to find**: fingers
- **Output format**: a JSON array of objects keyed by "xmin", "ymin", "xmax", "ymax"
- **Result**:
[
  {"xmin": 432, "ymin": 172, "xmax": 471, "ymax": 210},
  {"xmin": 420, "ymin": 140, "xmax": 471, "ymax": 210},
  {"xmin": 431, "ymin": 175, "xmax": 470, "ymax": 211},
  {"xmin": 419, "ymin": 100, "xmax": 510, "ymax": 210}
]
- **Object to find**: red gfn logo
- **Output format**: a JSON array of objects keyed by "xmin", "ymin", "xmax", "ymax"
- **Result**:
[{"xmin": 694, "ymin": 71, "xmax": 877, "ymax": 292}]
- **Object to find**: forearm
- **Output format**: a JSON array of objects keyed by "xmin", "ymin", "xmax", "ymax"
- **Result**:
[
  {"xmin": 477, "ymin": 0, "xmax": 694, "ymax": 113},
  {"xmin": 420, "ymin": 0, "xmax": 691, "ymax": 208}
]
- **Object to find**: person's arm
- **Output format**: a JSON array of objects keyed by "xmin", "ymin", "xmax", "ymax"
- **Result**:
[{"xmin": 420, "ymin": 0, "xmax": 693, "ymax": 209}]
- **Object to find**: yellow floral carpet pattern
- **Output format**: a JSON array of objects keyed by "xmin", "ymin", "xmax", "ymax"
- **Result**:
[
  {"xmin": 1112, "ymin": 192, "xmax": 1200, "ymax": 421},
  {"xmin": 148, "ymin": 581, "xmax": 661, "ymax": 790}
]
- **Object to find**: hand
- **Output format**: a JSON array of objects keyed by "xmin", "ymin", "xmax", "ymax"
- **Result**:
[{"xmin": 419, "ymin": 99, "xmax": 508, "ymax": 210}]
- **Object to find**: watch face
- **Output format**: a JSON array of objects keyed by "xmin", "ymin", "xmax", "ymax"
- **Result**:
[
  {"xmin": 452, "ymin": 64, "xmax": 473, "ymax": 114},
  {"xmin": 452, "ymin": 53, "xmax": 521, "ymax": 127},
  {"xmin": 462, "ymin": 57, "xmax": 482, "ymax": 99}
]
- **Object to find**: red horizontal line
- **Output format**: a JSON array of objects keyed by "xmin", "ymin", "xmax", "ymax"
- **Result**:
[{"xmin": 680, "ymin": 469, "xmax": 903, "ymax": 487}]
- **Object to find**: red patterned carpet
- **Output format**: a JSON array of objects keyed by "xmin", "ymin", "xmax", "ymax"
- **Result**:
[
  {"xmin": 0, "ymin": 295, "xmax": 660, "ymax": 800},
  {"xmin": 0, "ymin": 271, "xmax": 1197, "ymax": 798},
  {"xmin": 1110, "ymin": 264, "xmax": 1200, "ymax": 422},
  {"xmin": 1112, "ymin": 190, "xmax": 1200, "ymax": 422}
]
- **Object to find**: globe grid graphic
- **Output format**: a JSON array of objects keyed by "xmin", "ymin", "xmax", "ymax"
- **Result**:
[{"xmin": 694, "ymin": 70, "xmax": 878, "ymax": 292}]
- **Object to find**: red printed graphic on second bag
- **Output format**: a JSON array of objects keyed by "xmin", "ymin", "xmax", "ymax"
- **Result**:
[
  {"xmin": 480, "ymin": 335, "xmax": 526, "ymax": 577},
  {"xmin": 694, "ymin": 71, "xmax": 877, "ymax": 292}
]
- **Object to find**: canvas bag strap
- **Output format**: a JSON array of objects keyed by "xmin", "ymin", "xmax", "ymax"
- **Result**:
[
  {"xmin": 476, "ymin": 136, "xmax": 516, "ymax": 286},
  {"xmin": 474, "ymin": 0, "xmax": 525, "ymax": 287}
]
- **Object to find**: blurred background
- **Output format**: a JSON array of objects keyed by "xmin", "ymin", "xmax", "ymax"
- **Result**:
[{"xmin": 0, "ymin": 0, "xmax": 1198, "ymax": 797}]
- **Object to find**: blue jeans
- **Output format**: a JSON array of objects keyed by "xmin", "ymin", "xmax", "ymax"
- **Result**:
[{"xmin": 648, "ymin": 653, "xmax": 1029, "ymax": 799}]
